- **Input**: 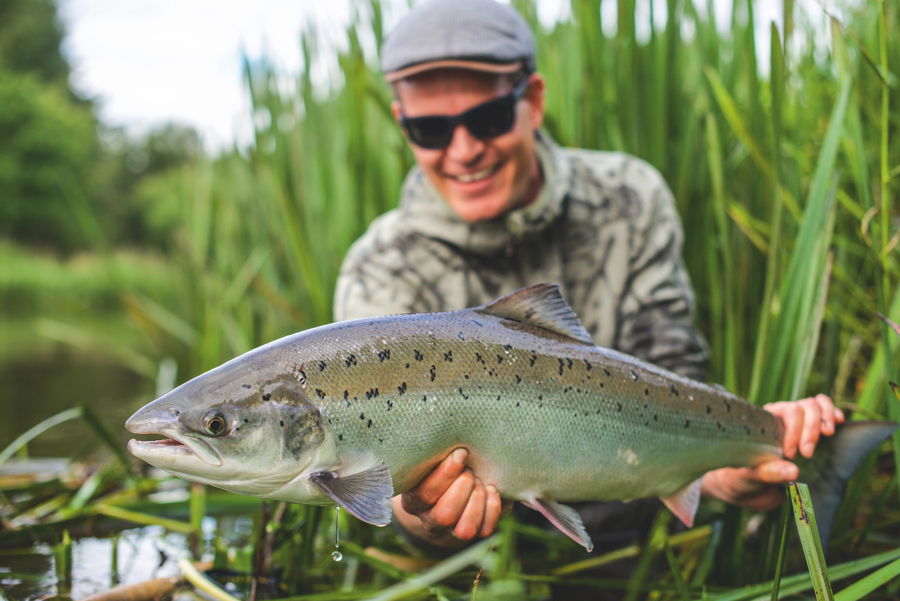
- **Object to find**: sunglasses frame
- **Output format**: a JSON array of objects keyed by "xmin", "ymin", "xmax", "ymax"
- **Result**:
[{"xmin": 399, "ymin": 75, "xmax": 532, "ymax": 150}]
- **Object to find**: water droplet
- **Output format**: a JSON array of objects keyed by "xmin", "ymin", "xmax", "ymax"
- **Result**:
[{"xmin": 332, "ymin": 550, "xmax": 343, "ymax": 561}]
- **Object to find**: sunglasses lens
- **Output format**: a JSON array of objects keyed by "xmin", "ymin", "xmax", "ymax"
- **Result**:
[
  {"xmin": 465, "ymin": 97, "xmax": 516, "ymax": 139},
  {"xmin": 404, "ymin": 116, "xmax": 452, "ymax": 149}
]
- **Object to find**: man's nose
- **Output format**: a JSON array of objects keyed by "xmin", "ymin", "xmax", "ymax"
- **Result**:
[{"xmin": 445, "ymin": 123, "xmax": 485, "ymax": 163}]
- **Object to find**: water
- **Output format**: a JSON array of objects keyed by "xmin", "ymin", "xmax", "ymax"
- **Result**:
[{"xmin": 0, "ymin": 345, "xmax": 150, "ymax": 457}]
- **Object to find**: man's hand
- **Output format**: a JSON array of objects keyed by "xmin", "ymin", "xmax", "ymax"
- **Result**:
[
  {"xmin": 701, "ymin": 394, "xmax": 844, "ymax": 510},
  {"xmin": 392, "ymin": 448, "xmax": 510, "ymax": 547}
]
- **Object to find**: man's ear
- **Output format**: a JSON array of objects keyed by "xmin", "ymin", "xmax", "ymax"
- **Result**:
[{"xmin": 525, "ymin": 73, "xmax": 546, "ymax": 129}]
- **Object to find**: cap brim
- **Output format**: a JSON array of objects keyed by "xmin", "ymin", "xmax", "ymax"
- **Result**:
[{"xmin": 385, "ymin": 59, "xmax": 523, "ymax": 83}]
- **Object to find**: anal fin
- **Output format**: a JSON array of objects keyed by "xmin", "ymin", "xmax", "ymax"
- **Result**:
[
  {"xmin": 660, "ymin": 477, "xmax": 703, "ymax": 528},
  {"xmin": 523, "ymin": 498, "xmax": 594, "ymax": 552},
  {"xmin": 309, "ymin": 461, "xmax": 394, "ymax": 526}
]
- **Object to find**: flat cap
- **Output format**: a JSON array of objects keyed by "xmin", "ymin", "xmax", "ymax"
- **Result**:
[{"xmin": 381, "ymin": 0, "xmax": 536, "ymax": 82}]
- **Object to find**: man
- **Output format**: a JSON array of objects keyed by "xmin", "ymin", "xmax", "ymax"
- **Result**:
[{"xmin": 334, "ymin": 0, "xmax": 842, "ymax": 549}]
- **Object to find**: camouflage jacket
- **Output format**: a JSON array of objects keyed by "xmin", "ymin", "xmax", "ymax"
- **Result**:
[{"xmin": 334, "ymin": 131, "xmax": 707, "ymax": 380}]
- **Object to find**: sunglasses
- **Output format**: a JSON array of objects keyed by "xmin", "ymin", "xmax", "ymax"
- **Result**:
[{"xmin": 399, "ymin": 76, "xmax": 531, "ymax": 149}]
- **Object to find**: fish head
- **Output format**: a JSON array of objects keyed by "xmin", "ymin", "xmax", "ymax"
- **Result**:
[{"xmin": 126, "ymin": 360, "xmax": 325, "ymax": 498}]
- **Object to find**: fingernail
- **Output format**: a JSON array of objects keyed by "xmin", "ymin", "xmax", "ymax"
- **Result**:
[
  {"xmin": 781, "ymin": 465, "xmax": 798, "ymax": 480},
  {"xmin": 801, "ymin": 442, "xmax": 815, "ymax": 457},
  {"xmin": 452, "ymin": 448, "xmax": 467, "ymax": 465}
]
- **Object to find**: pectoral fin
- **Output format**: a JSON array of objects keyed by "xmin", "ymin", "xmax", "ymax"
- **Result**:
[
  {"xmin": 309, "ymin": 461, "xmax": 394, "ymax": 526},
  {"xmin": 523, "ymin": 497, "xmax": 594, "ymax": 552},
  {"xmin": 660, "ymin": 477, "xmax": 703, "ymax": 528}
]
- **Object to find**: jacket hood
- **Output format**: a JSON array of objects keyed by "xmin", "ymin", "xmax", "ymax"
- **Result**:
[{"xmin": 396, "ymin": 131, "xmax": 572, "ymax": 255}]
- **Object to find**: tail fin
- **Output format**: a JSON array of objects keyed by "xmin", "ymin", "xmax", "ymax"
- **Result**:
[{"xmin": 796, "ymin": 420, "xmax": 896, "ymax": 549}]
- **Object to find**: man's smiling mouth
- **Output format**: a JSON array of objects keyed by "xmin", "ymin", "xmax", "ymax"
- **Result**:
[{"xmin": 450, "ymin": 165, "xmax": 499, "ymax": 183}]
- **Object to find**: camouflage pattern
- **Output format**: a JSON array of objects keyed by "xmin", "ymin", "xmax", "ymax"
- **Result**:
[{"xmin": 334, "ymin": 131, "xmax": 707, "ymax": 380}]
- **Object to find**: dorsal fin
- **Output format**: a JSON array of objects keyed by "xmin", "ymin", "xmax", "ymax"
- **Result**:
[{"xmin": 474, "ymin": 283, "xmax": 594, "ymax": 344}]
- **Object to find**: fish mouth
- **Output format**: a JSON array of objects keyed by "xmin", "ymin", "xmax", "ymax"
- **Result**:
[{"xmin": 127, "ymin": 432, "xmax": 223, "ymax": 467}]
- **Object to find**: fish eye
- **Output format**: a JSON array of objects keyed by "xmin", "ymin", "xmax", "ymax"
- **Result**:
[{"xmin": 204, "ymin": 411, "xmax": 228, "ymax": 436}]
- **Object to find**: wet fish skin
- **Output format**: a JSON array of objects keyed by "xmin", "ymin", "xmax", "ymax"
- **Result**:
[{"xmin": 126, "ymin": 284, "xmax": 895, "ymax": 550}]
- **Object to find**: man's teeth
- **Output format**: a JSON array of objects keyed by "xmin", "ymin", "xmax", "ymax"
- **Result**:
[{"xmin": 454, "ymin": 167, "xmax": 495, "ymax": 183}]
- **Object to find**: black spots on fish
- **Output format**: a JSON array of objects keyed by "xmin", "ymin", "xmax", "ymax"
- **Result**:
[
  {"xmin": 397, "ymin": 382, "xmax": 407, "ymax": 395},
  {"xmin": 504, "ymin": 344, "xmax": 512, "ymax": 351},
  {"xmin": 280, "ymin": 420, "xmax": 284, "ymax": 427},
  {"xmin": 706, "ymin": 405, "xmax": 711, "ymax": 414},
  {"xmin": 630, "ymin": 369, "xmax": 639, "ymax": 381},
  {"xmin": 367, "ymin": 419, "xmax": 373, "ymax": 428},
  {"xmin": 318, "ymin": 361, "xmax": 326, "ymax": 372},
  {"xmin": 600, "ymin": 382, "xmax": 604, "ymax": 388},
  {"xmin": 616, "ymin": 402, "xmax": 622, "ymax": 412},
  {"xmin": 744, "ymin": 426, "xmax": 752, "ymax": 435},
  {"xmin": 670, "ymin": 385, "xmax": 679, "ymax": 397},
  {"xmin": 406, "ymin": 363, "xmax": 410, "ymax": 369},
  {"xmin": 603, "ymin": 368, "xmax": 611, "ymax": 377},
  {"xmin": 458, "ymin": 387, "xmax": 469, "ymax": 400},
  {"xmin": 558, "ymin": 359, "xmax": 565, "ymax": 376},
  {"xmin": 365, "ymin": 388, "xmax": 380, "ymax": 400},
  {"xmin": 338, "ymin": 434, "xmax": 343, "ymax": 441},
  {"xmin": 429, "ymin": 365, "xmax": 436, "ymax": 381},
  {"xmin": 443, "ymin": 350, "xmax": 453, "ymax": 362},
  {"xmin": 684, "ymin": 420, "xmax": 690, "ymax": 428},
  {"xmin": 488, "ymin": 370, "xmax": 495, "ymax": 377},
  {"xmin": 497, "ymin": 355, "xmax": 504, "ymax": 365},
  {"xmin": 653, "ymin": 414, "xmax": 658, "ymax": 421},
  {"xmin": 475, "ymin": 352, "xmax": 485, "ymax": 365},
  {"xmin": 566, "ymin": 358, "xmax": 574, "ymax": 371},
  {"xmin": 378, "ymin": 349, "xmax": 391, "ymax": 362},
  {"xmin": 315, "ymin": 389, "xmax": 326, "ymax": 400},
  {"xmin": 262, "ymin": 393, "xmax": 271, "ymax": 401},
  {"xmin": 469, "ymin": 319, "xmax": 483, "ymax": 328},
  {"xmin": 516, "ymin": 401, "xmax": 520, "ymax": 407},
  {"xmin": 515, "ymin": 374, "xmax": 522, "ymax": 384},
  {"xmin": 415, "ymin": 350, "xmax": 424, "ymax": 361},
  {"xmin": 761, "ymin": 427, "xmax": 766, "ymax": 434},
  {"xmin": 458, "ymin": 331, "xmax": 466, "ymax": 341},
  {"xmin": 530, "ymin": 352, "xmax": 538, "ymax": 367},
  {"xmin": 723, "ymin": 399, "xmax": 731, "ymax": 412},
  {"xmin": 644, "ymin": 388, "xmax": 649, "ymax": 396},
  {"xmin": 422, "ymin": 395, "xmax": 427, "ymax": 403},
  {"xmin": 242, "ymin": 384, "xmax": 251, "ymax": 389},
  {"xmin": 584, "ymin": 359, "xmax": 592, "ymax": 371},
  {"xmin": 386, "ymin": 399, "xmax": 394, "ymax": 411},
  {"xmin": 345, "ymin": 354, "xmax": 357, "ymax": 367},
  {"xmin": 243, "ymin": 419, "xmax": 248, "ymax": 423},
  {"xmin": 715, "ymin": 421, "xmax": 723, "ymax": 430},
  {"xmin": 344, "ymin": 391, "xmax": 350, "ymax": 400},
  {"xmin": 359, "ymin": 413, "xmax": 365, "ymax": 420}
]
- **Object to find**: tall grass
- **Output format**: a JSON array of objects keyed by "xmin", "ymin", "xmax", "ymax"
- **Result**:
[{"xmin": 20, "ymin": 0, "xmax": 900, "ymax": 597}]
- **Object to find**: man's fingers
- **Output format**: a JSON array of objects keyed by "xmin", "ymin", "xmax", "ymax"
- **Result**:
[
  {"xmin": 453, "ymin": 480, "xmax": 487, "ymax": 540},
  {"xmin": 429, "ymin": 469, "xmax": 476, "ymax": 529},
  {"xmin": 769, "ymin": 401, "xmax": 803, "ymax": 459},
  {"xmin": 479, "ymin": 485, "xmax": 504, "ymax": 538},
  {"xmin": 753, "ymin": 460, "xmax": 799, "ymax": 483},
  {"xmin": 403, "ymin": 448, "xmax": 468, "ymax": 514},
  {"xmin": 798, "ymin": 398, "xmax": 823, "ymax": 458}
]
